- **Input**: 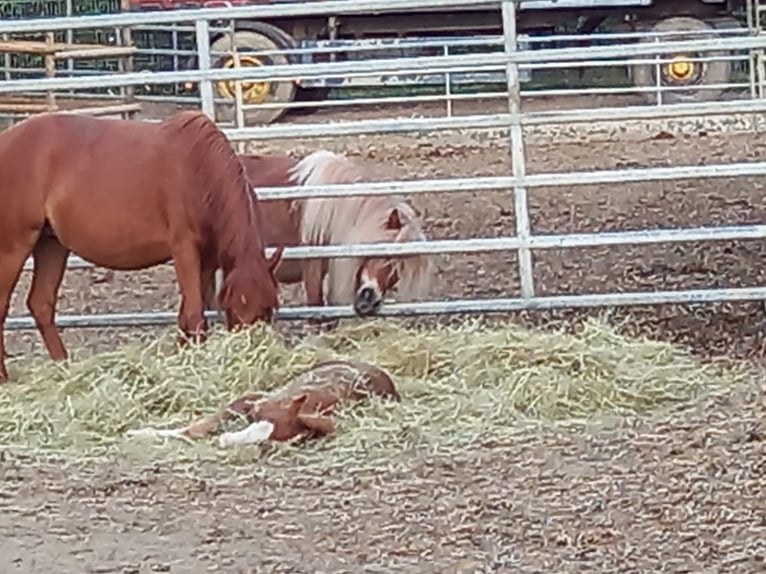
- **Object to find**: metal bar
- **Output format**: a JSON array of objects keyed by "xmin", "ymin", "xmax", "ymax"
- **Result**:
[
  {"xmin": 8, "ymin": 286, "xmax": 766, "ymax": 330},
  {"xmin": 25, "ymin": 223, "xmax": 766, "ymax": 272},
  {"xmin": 0, "ymin": 35, "xmax": 763, "ymax": 94},
  {"xmin": 0, "ymin": 0, "xmax": 503, "ymax": 34},
  {"xmin": 211, "ymin": 161, "xmax": 766, "ymax": 202},
  {"xmin": 194, "ymin": 19, "xmax": 215, "ymax": 119},
  {"xmin": 222, "ymin": 98, "xmax": 766, "ymax": 141},
  {"xmin": 502, "ymin": 0, "xmax": 534, "ymax": 300}
]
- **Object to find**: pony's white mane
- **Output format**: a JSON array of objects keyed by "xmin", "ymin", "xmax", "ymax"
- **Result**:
[{"xmin": 289, "ymin": 150, "xmax": 433, "ymax": 305}]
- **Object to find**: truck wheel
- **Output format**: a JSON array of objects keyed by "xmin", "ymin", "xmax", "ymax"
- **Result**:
[
  {"xmin": 630, "ymin": 16, "xmax": 731, "ymax": 104},
  {"xmin": 210, "ymin": 22, "xmax": 297, "ymax": 125},
  {"xmin": 292, "ymin": 86, "xmax": 330, "ymax": 115}
]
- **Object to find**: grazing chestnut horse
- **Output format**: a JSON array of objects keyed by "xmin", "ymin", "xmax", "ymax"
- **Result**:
[
  {"xmin": 127, "ymin": 359, "xmax": 401, "ymax": 446},
  {"xmin": 0, "ymin": 111, "xmax": 283, "ymax": 382},
  {"xmin": 203, "ymin": 150, "xmax": 433, "ymax": 320}
]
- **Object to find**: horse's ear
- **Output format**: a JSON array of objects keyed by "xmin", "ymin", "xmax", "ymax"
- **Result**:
[
  {"xmin": 267, "ymin": 246, "xmax": 285, "ymax": 273},
  {"xmin": 386, "ymin": 209, "xmax": 402, "ymax": 230},
  {"xmin": 286, "ymin": 393, "xmax": 308, "ymax": 418},
  {"xmin": 297, "ymin": 413, "xmax": 336, "ymax": 436}
]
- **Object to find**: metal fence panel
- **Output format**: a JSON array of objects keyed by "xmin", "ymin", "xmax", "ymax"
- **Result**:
[{"xmin": 2, "ymin": 0, "xmax": 765, "ymax": 331}]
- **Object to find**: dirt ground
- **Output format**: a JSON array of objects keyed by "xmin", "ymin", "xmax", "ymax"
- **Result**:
[
  {"xmin": 2, "ymin": 94, "xmax": 766, "ymax": 572},
  {"xmin": 1, "ymin": 382, "xmax": 764, "ymax": 573}
]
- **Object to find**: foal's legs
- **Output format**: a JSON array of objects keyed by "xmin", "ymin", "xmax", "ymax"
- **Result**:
[
  {"xmin": 26, "ymin": 236, "xmax": 70, "ymax": 361},
  {"xmin": 171, "ymin": 241, "xmax": 207, "ymax": 344},
  {"xmin": 0, "ymin": 237, "xmax": 39, "ymax": 382}
]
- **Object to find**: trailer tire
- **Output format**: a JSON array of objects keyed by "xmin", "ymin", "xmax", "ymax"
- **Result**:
[
  {"xmin": 630, "ymin": 16, "xmax": 731, "ymax": 104},
  {"xmin": 210, "ymin": 22, "xmax": 297, "ymax": 125}
]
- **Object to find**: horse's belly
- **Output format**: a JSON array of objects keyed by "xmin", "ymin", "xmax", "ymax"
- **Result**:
[
  {"xmin": 49, "ymin": 211, "xmax": 171, "ymax": 270},
  {"xmin": 64, "ymin": 235, "xmax": 171, "ymax": 270},
  {"xmin": 75, "ymin": 242, "xmax": 171, "ymax": 270},
  {"xmin": 275, "ymin": 260, "xmax": 303, "ymax": 284}
]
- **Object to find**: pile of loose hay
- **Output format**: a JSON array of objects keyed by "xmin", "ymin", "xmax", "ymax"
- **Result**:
[{"xmin": 0, "ymin": 317, "xmax": 753, "ymax": 469}]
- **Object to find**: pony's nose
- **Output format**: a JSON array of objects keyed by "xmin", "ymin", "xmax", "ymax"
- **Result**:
[
  {"xmin": 354, "ymin": 286, "xmax": 382, "ymax": 316},
  {"xmin": 358, "ymin": 286, "xmax": 375, "ymax": 303}
]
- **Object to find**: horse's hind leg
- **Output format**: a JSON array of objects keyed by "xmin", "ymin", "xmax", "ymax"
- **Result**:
[
  {"xmin": 26, "ymin": 235, "xmax": 70, "ymax": 361},
  {"xmin": 0, "ymin": 237, "xmax": 40, "ymax": 382}
]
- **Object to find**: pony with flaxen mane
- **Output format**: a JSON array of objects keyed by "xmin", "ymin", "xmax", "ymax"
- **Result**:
[
  {"xmin": 127, "ymin": 359, "xmax": 401, "ymax": 446},
  {"xmin": 0, "ymin": 111, "xmax": 283, "ymax": 382},
  {"xmin": 203, "ymin": 150, "xmax": 433, "ymax": 321}
]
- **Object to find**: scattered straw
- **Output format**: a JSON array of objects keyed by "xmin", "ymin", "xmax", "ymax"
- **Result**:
[{"xmin": 0, "ymin": 317, "xmax": 754, "ymax": 470}]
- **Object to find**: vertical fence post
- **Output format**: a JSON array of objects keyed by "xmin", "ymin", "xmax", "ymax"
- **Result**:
[
  {"xmin": 230, "ymin": 19, "xmax": 247, "ymax": 153},
  {"xmin": 501, "ymin": 0, "xmax": 534, "ymax": 300},
  {"xmin": 748, "ymin": 0, "xmax": 757, "ymax": 100},
  {"xmin": 195, "ymin": 18, "xmax": 215, "ymax": 119}
]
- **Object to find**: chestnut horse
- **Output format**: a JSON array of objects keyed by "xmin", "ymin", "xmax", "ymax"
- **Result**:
[
  {"xmin": 0, "ymin": 111, "xmax": 283, "ymax": 382},
  {"xmin": 127, "ymin": 359, "xmax": 401, "ymax": 446},
  {"xmin": 203, "ymin": 150, "xmax": 433, "ymax": 320}
]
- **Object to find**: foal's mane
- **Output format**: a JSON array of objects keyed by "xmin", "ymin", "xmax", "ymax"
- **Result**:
[
  {"xmin": 160, "ymin": 111, "xmax": 266, "ymax": 267},
  {"xmin": 289, "ymin": 150, "xmax": 432, "ymax": 305}
]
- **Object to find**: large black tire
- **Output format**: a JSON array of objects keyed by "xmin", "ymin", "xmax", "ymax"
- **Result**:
[
  {"xmin": 292, "ymin": 86, "xmax": 331, "ymax": 116},
  {"xmin": 210, "ymin": 22, "xmax": 297, "ymax": 125},
  {"xmin": 630, "ymin": 16, "xmax": 732, "ymax": 104}
]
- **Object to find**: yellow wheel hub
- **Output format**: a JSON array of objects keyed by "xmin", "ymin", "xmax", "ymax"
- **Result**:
[
  {"xmin": 216, "ymin": 55, "xmax": 271, "ymax": 104},
  {"xmin": 664, "ymin": 56, "xmax": 696, "ymax": 82}
]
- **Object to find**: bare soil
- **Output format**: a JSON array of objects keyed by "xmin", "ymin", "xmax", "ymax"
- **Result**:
[{"xmin": 2, "ymin": 94, "xmax": 766, "ymax": 572}]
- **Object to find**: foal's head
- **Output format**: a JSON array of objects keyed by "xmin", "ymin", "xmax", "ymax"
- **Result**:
[
  {"xmin": 218, "ymin": 246, "xmax": 285, "ymax": 329},
  {"xmin": 247, "ymin": 392, "xmax": 337, "ymax": 442}
]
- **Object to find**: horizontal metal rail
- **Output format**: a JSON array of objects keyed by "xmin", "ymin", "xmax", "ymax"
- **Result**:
[
  {"xmin": 0, "ymin": 0, "xmax": 501, "ymax": 33},
  {"xmin": 224, "ymin": 98, "xmax": 766, "ymax": 140},
  {"xmin": 8, "ymin": 286, "xmax": 766, "ymax": 330},
  {"xmin": 229, "ymin": 161, "xmax": 766, "ymax": 202},
  {"xmin": 25, "ymin": 222, "xmax": 766, "ymax": 272},
  {"xmin": 0, "ymin": 34, "xmax": 760, "ymax": 95}
]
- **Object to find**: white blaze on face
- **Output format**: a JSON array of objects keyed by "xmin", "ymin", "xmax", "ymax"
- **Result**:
[
  {"xmin": 218, "ymin": 420, "xmax": 275, "ymax": 448},
  {"xmin": 357, "ymin": 269, "xmax": 382, "ymax": 298}
]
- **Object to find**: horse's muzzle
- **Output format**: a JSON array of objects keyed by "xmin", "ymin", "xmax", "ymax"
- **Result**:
[{"xmin": 353, "ymin": 286, "xmax": 383, "ymax": 317}]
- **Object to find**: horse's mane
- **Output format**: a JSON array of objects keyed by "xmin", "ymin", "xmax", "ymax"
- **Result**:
[
  {"xmin": 289, "ymin": 150, "xmax": 432, "ymax": 305},
  {"xmin": 159, "ymin": 111, "xmax": 265, "ymax": 268}
]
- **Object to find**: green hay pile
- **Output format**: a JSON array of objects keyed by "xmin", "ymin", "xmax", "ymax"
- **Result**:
[{"xmin": 0, "ymin": 318, "xmax": 753, "ymax": 470}]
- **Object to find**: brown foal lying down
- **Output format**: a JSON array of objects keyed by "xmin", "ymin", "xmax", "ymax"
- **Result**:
[{"xmin": 127, "ymin": 360, "xmax": 401, "ymax": 448}]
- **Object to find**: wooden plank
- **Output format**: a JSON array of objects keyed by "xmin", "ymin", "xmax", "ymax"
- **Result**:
[
  {"xmin": 64, "ymin": 102, "xmax": 143, "ymax": 116},
  {"xmin": 53, "ymin": 46, "xmax": 137, "ymax": 59},
  {"xmin": 0, "ymin": 39, "xmax": 134, "ymax": 55},
  {"xmin": 0, "ymin": 102, "xmax": 50, "ymax": 112},
  {"xmin": 44, "ymin": 33, "xmax": 56, "ymax": 112}
]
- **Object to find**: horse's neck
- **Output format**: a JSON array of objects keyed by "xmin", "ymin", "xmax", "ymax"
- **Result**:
[{"xmin": 210, "ymin": 186, "xmax": 265, "ymax": 270}]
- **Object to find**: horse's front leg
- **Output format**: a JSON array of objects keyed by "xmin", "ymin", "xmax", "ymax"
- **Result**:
[
  {"xmin": 172, "ymin": 242, "xmax": 207, "ymax": 345},
  {"xmin": 303, "ymin": 259, "xmax": 337, "ymax": 331},
  {"xmin": 200, "ymin": 265, "xmax": 219, "ymax": 312}
]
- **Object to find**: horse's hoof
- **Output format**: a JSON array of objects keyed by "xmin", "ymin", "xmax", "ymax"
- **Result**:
[
  {"xmin": 218, "ymin": 432, "xmax": 237, "ymax": 448},
  {"xmin": 177, "ymin": 332, "xmax": 207, "ymax": 347}
]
